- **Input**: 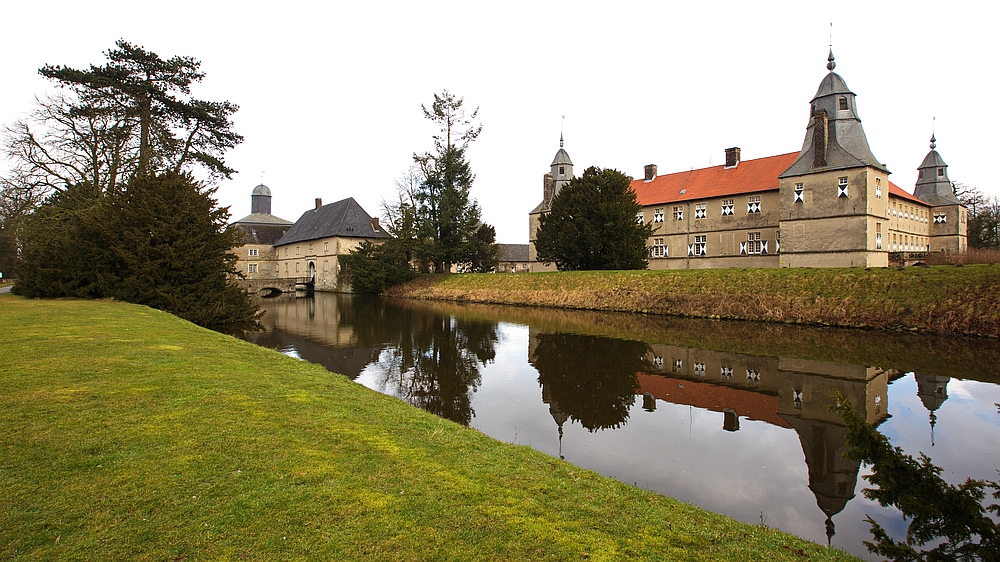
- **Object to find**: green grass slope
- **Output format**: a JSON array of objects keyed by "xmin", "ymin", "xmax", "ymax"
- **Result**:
[
  {"xmin": 386, "ymin": 265, "xmax": 1000, "ymax": 337},
  {"xmin": 0, "ymin": 296, "xmax": 859, "ymax": 561}
]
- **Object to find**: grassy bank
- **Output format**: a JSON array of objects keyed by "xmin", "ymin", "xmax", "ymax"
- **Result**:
[
  {"xmin": 0, "ymin": 296, "xmax": 858, "ymax": 561},
  {"xmin": 385, "ymin": 265, "xmax": 1000, "ymax": 338}
]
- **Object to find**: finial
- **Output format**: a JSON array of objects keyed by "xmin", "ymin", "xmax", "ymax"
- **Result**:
[
  {"xmin": 560, "ymin": 115, "xmax": 565, "ymax": 148},
  {"xmin": 559, "ymin": 132, "xmax": 564, "ymax": 149},
  {"xmin": 827, "ymin": 23, "xmax": 836, "ymax": 71},
  {"xmin": 930, "ymin": 117, "xmax": 937, "ymax": 149}
]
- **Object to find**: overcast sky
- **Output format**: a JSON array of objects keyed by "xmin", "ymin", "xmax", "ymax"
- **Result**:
[{"xmin": 1, "ymin": 1, "xmax": 994, "ymax": 243}]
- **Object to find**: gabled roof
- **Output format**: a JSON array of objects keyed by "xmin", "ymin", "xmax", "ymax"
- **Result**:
[
  {"xmin": 632, "ymin": 152, "xmax": 799, "ymax": 206},
  {"xmin": 275, "ymin": 197, "xmax": 390, "ymax": 246},
  {"xmin": 497, "ymin": 244, "xmax": 529, "ymax": 262}
]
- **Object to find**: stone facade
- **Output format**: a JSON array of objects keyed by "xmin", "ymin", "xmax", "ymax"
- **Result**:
[{"xmin": 528, "ymin": 54, "xmax": 967, "ymax": 270}]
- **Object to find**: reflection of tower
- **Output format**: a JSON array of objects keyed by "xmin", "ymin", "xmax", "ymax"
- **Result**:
[
  {"xmin": 783, "ymin": 418, "xmax": 858, "ymax": 545},
  {"xmin": 779, "ymin": 360, "xmax": 893, "ymax": 546},
  {"xmin": 915, "ymin": 373, "xmax": 949, "ymax": 446},
  {"xmin": 542, "ymin": 385, "xmax": 569, "ymax": 460}
]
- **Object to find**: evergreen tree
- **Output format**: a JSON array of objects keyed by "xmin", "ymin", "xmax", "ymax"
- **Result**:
[
  {"xmin": 103, "ymin": 173, "xmax": 257, "ymax": 325},
  {"xmin": 340, "ymin": 239, "xmax": 414, "ymax": 294},
  {"xmin": 412, "ymin": 90, "xmax": 491, "ymax": 272},
  {"xmin": 535, "ymin": 166, "xmax": 653, "ymax": 270},
  {"xmin": 14, "ymin": 173, "xmax": 258, "ymax": 326},
  {"xmin": 13, "ymin": 182, "xmax": 109, "ymax": 298},
  {"xmin": 467, "ymin": 223, "xmax": 499, "ymax": 273}
]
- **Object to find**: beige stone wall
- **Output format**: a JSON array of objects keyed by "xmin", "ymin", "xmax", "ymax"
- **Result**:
[
  {"xmin": 928, "ymin": 204, "xmax": 968, "ymax": 253},
  {"xmin": 274, "ymin": 236, "xmax": 377, "ymax": 292},
  {"xmin": 232, "ymin": 243, "xmax": 279, "ymax": 279}
]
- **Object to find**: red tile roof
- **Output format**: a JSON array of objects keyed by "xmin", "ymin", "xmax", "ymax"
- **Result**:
[
  {"xmin": 888, "ymin": 182, "xmax": 926, "ymax": 205},
  {"xmin": 632, "ymin": 152, "xmax": 799, "ymax": 206}
]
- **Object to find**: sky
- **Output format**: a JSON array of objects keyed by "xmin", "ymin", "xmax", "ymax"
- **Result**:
[{"xmin": 0, "ymin": 1, "xmax": 995, "ymax": 244}]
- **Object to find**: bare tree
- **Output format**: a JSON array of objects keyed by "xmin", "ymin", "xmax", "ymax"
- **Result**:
[{"xmin": 4, "ymin": 93, "xmax": 138, "ymax": 196}]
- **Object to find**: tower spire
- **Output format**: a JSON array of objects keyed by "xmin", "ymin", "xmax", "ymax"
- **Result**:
[
  {"xmin": 827, "ymin": 23, "xmax": 836, "ymax": 71},
  {"xmin": 931, "ymin": 117, "xmax": 937, "ymax": 149}
]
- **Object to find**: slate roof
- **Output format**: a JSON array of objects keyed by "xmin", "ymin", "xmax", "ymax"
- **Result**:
[
  {"xmin": 275, "ymin": 197, "xmax": 390, "ymax": 246},
  {"xmin": 497, "ymin": 244, "xmax": 529, "ymax": 262},
  {"xmin": 232, "ymin": 212, "xmax": 294, "ymax": 226},
  {"xmin": 631, "ymin": 152, "xmax": 799, "ymax": 206},
  {"xmin": 232, "ymin": 223, "xmax": 292, "ymax": 245}
]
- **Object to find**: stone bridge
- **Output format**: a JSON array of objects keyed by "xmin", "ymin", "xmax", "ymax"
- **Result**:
[{"xmin": 236, "ymin": 277, "xmax": 313, "ymax": 297}]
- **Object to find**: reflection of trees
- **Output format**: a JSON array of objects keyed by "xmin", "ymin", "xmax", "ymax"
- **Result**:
[
  {"xmin": 835, "ymin": 396, "xmax": 1000, "ymax": 561},
  {"xmin": 531, "ymin": 333, "xmax": 650, "ymax": 432},
  {"xmin": 344, "ymin": 295, "xmax": 497, "ymax": 426}
]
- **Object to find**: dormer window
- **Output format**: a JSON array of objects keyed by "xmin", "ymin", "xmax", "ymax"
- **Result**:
[{"xmin": 838, "ymin": 96, "xmax": 848, "ymax": 110}]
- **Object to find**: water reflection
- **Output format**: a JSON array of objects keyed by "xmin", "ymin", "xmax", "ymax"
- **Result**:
[{"xmin": 239, "ymin": 292, "xmax": 1000, "ymax": 560}]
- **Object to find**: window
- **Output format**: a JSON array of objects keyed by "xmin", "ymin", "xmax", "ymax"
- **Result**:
[
  {"xmin": 324, "ymin": 242, "xmax": 329, "ymax": 252},
  {"xmin": 672, "ymin": 206, "xmax": 683, "ymax": 221},
  {"xmin": 248, "ymin": 248, "xmax": 259, "ymax": 257},
  {"xmin": 673, "ymin": 358, "xmax": 683, "ymax": 373},
  {"xmin": 295, "ymin": 262, "xmax": 300, "ymax": 273},
  {"xmin": 654, "ymin": 208, "xmax": 664, "ymax": 223},
  {"xmin": 308, "ymin": 243, "xmax": 313, "ymax": 251},
  {"xmin": 721, "ymin": 366, "xmax": 733, "ymax": 381},
  {"xmin": 839, "ymin": 96, "xmax": 848, "ymax": 110},
  {"xmin": 650, "ymin": 238, "xmax": 667, "ymax": 258},
  {"xmin": 934, "ymin": 212, "xmax": 947, "ymax": 224},
  {"xmin": 744, "ymin": 232, "xmax": 762, "ymax": 255},
  {"xmin": 838, "ymin": 177, "xmax": 849, "ymax": 198},
  {"xmin": 694, "ymin": 362, "xmax": 706, "ymax": 377},
  {"xmin": 875, "ymin": 178, "xmax": 882, "ymax": 199},
  {"xmin": 775, "ymin": 230, "xmax": 780, "ymax": 253},
  {"xmin": 284, "ymin": 248, "xmax": 288, "ymax": 256},
  {"xmin": 721, "ymin": 199, "xmax": 734, "ymax": 216},
  {"xmin": 746, "ymin": 369, "xmax": 760, "ymax": 387},
  {"xmin": 794, "ymin": 183, "xmax": 804, "ymax": 203},
  {"xmin": 635, "ymin": 211, "xmax": 644, "ymax": 224},
  {"xmin": 690, "ymin": 235, "xmax": 707, "ymax": 256},
  {"xmin": 559, "ymin": 166, "xmax": 565, "ymax": 175},
  {"xmin": 876, "ymin": 223, "xmax": 882, "ymax": 250},
  {"xmin": 296, "ymin": 246, "xmax": 300, "ymax": 255},
  {"xmin": 938, "ymin": 168, "xmax": 944, "ymax": 177},
  {"xmin": 747, "ymin": 195, "xmax": 761, "ymax": 214},
  {"xmin": 247, "ymin": 263, "xmax": 258, "ymax": 273},
  {"xmin": 323, "ymin": 260, "xmax": 329, "ymax": 271},
  {"xmin": 284, "ymin": 263, "xmax": 288, "ymax": 273},
  {"xmin": 694, "ymin": 203, "xmax": 706, "ymax": 219}
]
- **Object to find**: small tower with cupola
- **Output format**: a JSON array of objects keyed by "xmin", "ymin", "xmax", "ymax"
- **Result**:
[{"xmin": 913, "ymin": 135, "xmax": 968, "ymax": 253}]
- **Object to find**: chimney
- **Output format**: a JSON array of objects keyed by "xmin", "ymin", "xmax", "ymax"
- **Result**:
[
  {"xmin": 542, "ymin": 172, "xmax": 554, "ymax": 210},
  {"xmin": 315, "ymin": 198, "xmax": 322, "ymax": 209},
  {"xmin": 644, "ymin": 164, "xmax": 657, "ymax": 181},
  {"xmin": 371, "ymin": 217, "xmax": 380, "ymax": 231},
  {"xmin": 724, "ymin": 147, "xmax": 741, "ymax": 168}
]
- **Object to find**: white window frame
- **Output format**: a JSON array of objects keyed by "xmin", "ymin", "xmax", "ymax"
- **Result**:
[
  {"xmin": 654, "ymin": 208, "xmax": 664, "ymax": 223},
  {"xmin": 747, "ymin": 195, "xmax": 761, "ymax": 214},
  {"xmin": 838, "ymin": 177, "xmax": 849, "ymax": 198},
  {"xmin": 721, "ymin": 199, "xmax": 734, "ymax": 216},
  {"xmin": 794, "ymin": 183, "xmax": 804, "ymax": 203},
  {"xmin": 672, "ymin": 206, "xmax": 682, "ymax": 221},
  {"xmin": 248, "ymin": 263, "xmax": 258, "ymax": 273},
  {"xmin": 694, "ymin": 203, "xmax": 707, "ymax": 219}
]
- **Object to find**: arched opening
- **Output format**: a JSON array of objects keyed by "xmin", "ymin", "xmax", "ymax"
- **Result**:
[{"xmin": 308, "ymin": 261, "xmax": 316, "ymax": 282}]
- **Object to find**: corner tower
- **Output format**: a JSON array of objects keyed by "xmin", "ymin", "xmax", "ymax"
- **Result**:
[
  {"xmin": 778, "ymin": 51, "xmax": 891, "ymax": 268},
  {"xmin": 914, "ymin": 135, "xmax": 968, "ymax": 253}
]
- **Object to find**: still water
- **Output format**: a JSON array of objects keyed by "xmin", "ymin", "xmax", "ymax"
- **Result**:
[{"xmin": 240, "ymin": 292, "xmax": 1000, "ymax": 560}]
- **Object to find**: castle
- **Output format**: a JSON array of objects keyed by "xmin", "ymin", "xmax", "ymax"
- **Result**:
[{"xmin": 529, "ymin": 52, "xmax": 968, "ymax": 271}]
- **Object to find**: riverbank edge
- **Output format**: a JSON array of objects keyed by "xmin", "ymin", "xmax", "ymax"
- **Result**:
[
  {"xmin": 0, "ymin": 295, "xmax": 859, "ymax": 561},
  {"xmin": 384, "ymin": 265, "xmax": 1000, "ymax": 338}
]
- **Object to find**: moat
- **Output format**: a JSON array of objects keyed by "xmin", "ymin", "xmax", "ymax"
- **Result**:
[{"xmin": 239, "ymin": 292, "xmax": 1000, "ymax": 560}]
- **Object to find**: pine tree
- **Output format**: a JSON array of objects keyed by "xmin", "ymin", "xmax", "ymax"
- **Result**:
[{"xmin": 412, "ymin": 90, "xmax": 492, "ymax": 272}]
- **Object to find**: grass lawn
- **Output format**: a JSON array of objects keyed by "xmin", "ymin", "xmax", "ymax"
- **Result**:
[
  {"xmin": 387, "ymin": 265, "xmax": 1000, "ymax": 337},
  {"xmin": 0, "ymin": 295, "xmax": 859, "ymax": 561}
]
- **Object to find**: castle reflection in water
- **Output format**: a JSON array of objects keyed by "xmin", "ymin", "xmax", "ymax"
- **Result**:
[{"xmin": 241, "ymin": 292, "xmax": 988, "ymax": 557}]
